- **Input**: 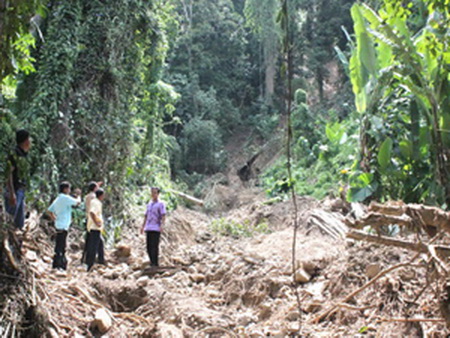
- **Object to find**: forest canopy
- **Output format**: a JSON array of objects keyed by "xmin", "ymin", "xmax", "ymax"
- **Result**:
[{"xmin": 1, "ymin": 0, "xmax": 449, "ymax": 217}]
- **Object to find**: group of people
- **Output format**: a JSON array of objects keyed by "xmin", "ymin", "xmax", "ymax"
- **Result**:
[
  {"xmin": 47, "ymin": 180, "xmax": 106, "ymax": 271},
  {"xmin": 3, "ymin": 129, "xmax": 167, "ymax": 273}
]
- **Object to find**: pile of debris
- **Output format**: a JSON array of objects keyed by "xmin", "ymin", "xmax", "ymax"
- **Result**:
[{"xmin": 1, "ymin": 196, "xmax": 450, "ymax": 336}]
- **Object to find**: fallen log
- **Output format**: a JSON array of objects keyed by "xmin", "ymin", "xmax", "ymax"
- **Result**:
[
  {"xmin": 169, "ymin": 190, "xmax": 204, "ymax": 206},
  {"xmin": 345, "ymin": 213, "xmax": 412, "ymax": 229},
  {"xmin": 346, "ymin": 201, "xmax": 450, "ymax": 236},
  {"xmin": 347, "ymin": 230, "xmax": 450, "ymax": 275},
  {"xmin": 347, "ymin": 230, "xmax": 427, "ymax": 253}
]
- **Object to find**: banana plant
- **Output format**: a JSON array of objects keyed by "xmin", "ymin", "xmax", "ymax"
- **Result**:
[{"xmin": 348, "ymin": 0, "xmax": 450, "ymax": 205}]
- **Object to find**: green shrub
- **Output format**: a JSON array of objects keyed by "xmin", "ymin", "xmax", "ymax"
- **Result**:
[{"xmin": 210, "ymin": 217, "xmax": 270, "ymax": 238}]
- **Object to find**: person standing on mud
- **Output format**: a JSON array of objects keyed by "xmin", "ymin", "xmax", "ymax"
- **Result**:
[
  {"xmin": 141, "ymin": 187, "xmax": 166, "ymax": 268},
  {"xmin": 48, "ymin": 182, "xmax": 81, "ymax": 270},
  {"xmin": 86, "ymin": 188, "xmax": 106, "ymax": 271},
  {"xmin": 4, "ymin": 129, "xmax": 32, "ymax": 230},
  {"xmin": 81, "ymin": 181, "xmax": 103, "ymax": 264}
]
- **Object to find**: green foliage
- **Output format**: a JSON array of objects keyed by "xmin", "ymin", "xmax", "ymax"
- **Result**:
[
  {"xmin": 210, "ymin": 217, "xmax": 270, "ymax": 238},
  {"xmin": 297, "ymin": 0, "xmax": 355, "ymax": 101},
  {"xmin": 263, "ymin": 108, "xmax": 358, "ymax": 199},
  {"xmin": 166, "ymin": 0, "xmax": 285, "ymax": 179},
  {"xmin": 0, "ymin": 0, "xmax": 47, "ymax": 81},
  {"xmin": 348, "ymin": 0, "xmax": 450, "ymax": 204},
  {"xmin": 377, "ymin": 137, "xmax": 393, "ymax": 172},
  {"xmin": 181, "ymin": 119, "xmax": 225, "ymax": 174},
  {"xmin": 1, "ymin": 0, "xmax": 178, "ymax": 226}
]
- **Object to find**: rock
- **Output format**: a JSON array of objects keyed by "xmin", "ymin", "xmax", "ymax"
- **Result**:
[
  {"xmin": 195, "ymin": 231, "xmax": 213, "ymax": 242},
  {"xmin": 25, "ymin": 250, "xmax": 38, "ymax": 261},
  {"xmin": 137, "ymin": 276, "xmax": 149, "ymax": 287},
  {"xmin": 286, "ymin": 311, "xmax": 300, "ymax": 321},
  {"xmin": 258, "ymin": 302, "xmax": 272, "ymax": 320},
  {"xmin": 301, "ymin": 261, "xmax": 319, "ymax": 275},
  {"xmin": 48, "ymin": 328, "xmax": 59, "ymax": 338},
  {"xmin": 42, "ymin": 255, "xmax": 52, "ymax": 264},
  {"xmin": 115, "ymin": 245, "xmax": 131, "ymax": 258},
  {"xmin": 365, "ymin": 263, "xmax": 382, "ymax": 279},
  {"xmin": 30, "ymin": 261, "xmax": 46, "ymax": 277},
  {"xmin": 294, "ymin": 268, "xmax": 311, "ymax": 283},
  {"xmin": 304, "ymin": 300, "xmax": 322, "ymax": 313},
  {"xmin": 287, "ymin": 322, "xmax": 301, "ymax": 335},
  {"xmin": 93, "ymin": 308, "xmax": 112, "ymax": 333},
  {"xmin": 206, "ymin": 289, "xmax": 221, "ymax": 298},
  {"xmin": 242, "ymin": 256, "xmax": 260, "ymax": 265},
  {"xmin": 158, "ymin": 323, "xmax": 183, "ymax": 337},
  {"xmin": 55, "ymin": 269, "xmax": 67, "ymax": 277},
  {"xmin": 189, "ymin": 273, "xmax": 205, "ymax": 283},
  {"xmin": 248, "ymin": 329, "xmax": 265, "ymax": 338},
  {"xmin": 236, "ymin": 312, "xmax": 256, "ymax": 326},
  {"xmin": 400, "ymin": 269, "xmax": 415, "ymax": 281},
  {"xmin": 187, "ymin": 265, "xmax": 197, "ymax": 274}
]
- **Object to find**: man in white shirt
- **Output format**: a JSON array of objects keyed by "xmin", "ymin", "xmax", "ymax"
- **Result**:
[
  {"xmin": 85, "ymin": 188, "xmax": 105, "ymax": 271},
  {"xmin": 48, "ymin": 181, "xmax": 81, "ymax": 270},
  {"xmin": 81, "ymin": 181, "xmax": 103, "ymax": 263}
]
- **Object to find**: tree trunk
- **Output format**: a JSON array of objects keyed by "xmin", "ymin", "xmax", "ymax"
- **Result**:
[{"xmin": 264, "ymin": 53, "xmax": 276, "ymax": 105}]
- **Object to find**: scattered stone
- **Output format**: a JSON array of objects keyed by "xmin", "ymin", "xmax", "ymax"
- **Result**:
[
  {"xmin": 25, "ymin": 250, "xmax": 38, "ymax": 261},
  {"xmin": 400, "ymin": 269, "xmax": 415, "ymax": 281},
  {"xmin": 243, "ymin": 256, "xmax": 260, "ymax": 265},
  {"xmin": 294, "ymin": 268, "xmax": 311, "ymax": 283},
  {"xmin": 48, "ymin": 327, "xmax": 59, "ymax": 338},
  {"xmin": 158, "ymin": 323, "xmax": 183, "ymax": 337},
  {"xmin": 195, "ymin": 231, "xmax": 213, "ymax": 242},
  {"xmin": 304, "ymin": 300, "xmax": 322, "ymax": 313},
  {"xmin": 30, "ymin": 261, "xmax": 46, "ymax": 277},
  {"xmin": 236, "ymin": 312, "xmax": 256, "ymax": 326},
  {"xmin": 301, "ymin": 261, "xmax": 319, "ymax": 275},
  {"xmin": 93, "ymin": 308, "xmax": 112, "ymax": 333},
  {"xmin": 258, "ymin": 303, "xmax": 272, "ymax": 320},
  {"xmin": 248, "ymin": 329, "xmax": 265, "ymax": 338},
  {"xmin": 115, "ymin": 245, "xmax": 131, "ymax": 258},
  {"xmin": 189, "ymin": 273, "xmax": 205, "ymax": 283},
  {"xmin": 365, "ymin": 263, "xmax": 382, "ymax": 279},
  {"xmin": 287, "ymin": 322, "xmax": 301, "ymax": 335},
  {"xmin": 42, "ymin": 255, "xmax": 52, "ymax": 263},
  {"xmin": 137, "ymin": 276, "xmax": 149, "ymax": 287},
  {"xmin": 286, "ymin": 311, "xmax": 300, "ymax": 321},
  {"xmin": 55, "ymin": 269, "xmax": 67, "ymax": 277}
]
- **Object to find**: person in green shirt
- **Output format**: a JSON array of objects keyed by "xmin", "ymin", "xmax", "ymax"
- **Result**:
[{"xmin": 3, "ymin": 130, "xmax": 31, "ymax": 230}]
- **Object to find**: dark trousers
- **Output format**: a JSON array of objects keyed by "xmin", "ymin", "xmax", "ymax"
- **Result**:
[
  {"xmin": 4, "ymin": 188, "xmax": 25, "ymax": 229},
  {"xmin": 81, "ymin": 231, "xmax": 89, "ymax": 263},
  {"xmin": 86, "ymin": 230, "xmax": 104, "ymax": 271},
  {"xmin": 53, "ymin": 230, "xmax": 68, "ymax": 270},
  {"xmin": 146, "ymin": 231, "xmax": 160, "ymax": 266}
]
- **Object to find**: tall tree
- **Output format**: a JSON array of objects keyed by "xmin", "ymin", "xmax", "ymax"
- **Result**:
[{"xmin": 244, "ymin": 0, "xmax": 280, "ymax": 105}]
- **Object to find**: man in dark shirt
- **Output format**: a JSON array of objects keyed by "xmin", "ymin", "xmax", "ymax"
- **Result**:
[{"xmin": 4, "ymin": 130, "xmax": 31, "ymax": 230}]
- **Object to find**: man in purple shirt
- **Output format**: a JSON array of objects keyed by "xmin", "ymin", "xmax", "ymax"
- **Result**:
[{"xmin": 141, "ymin": 187, "xmax": 166, "ymax": 268}]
